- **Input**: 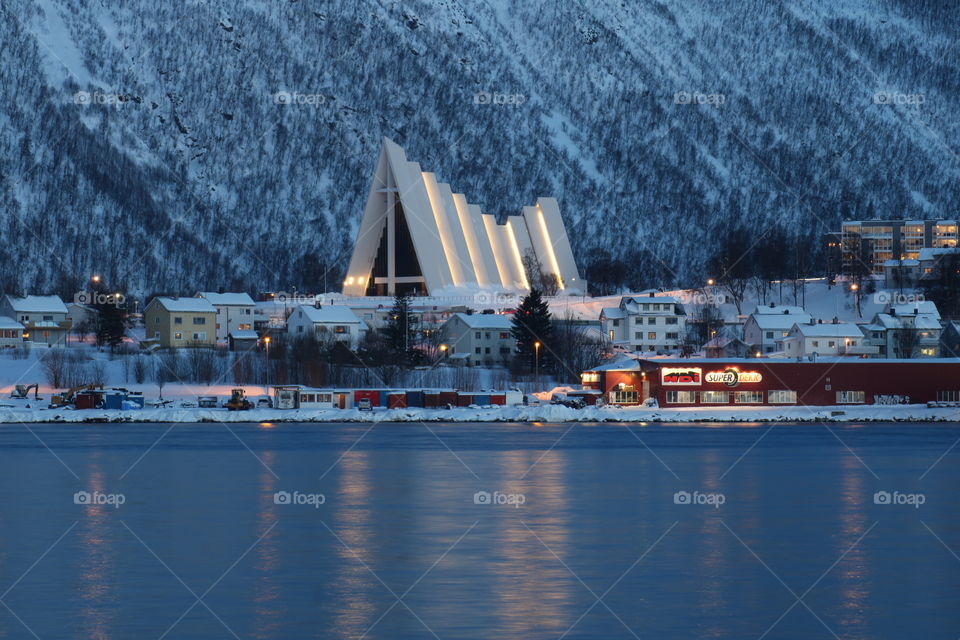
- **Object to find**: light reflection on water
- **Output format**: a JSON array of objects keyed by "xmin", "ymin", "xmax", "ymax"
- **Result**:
[{"xmin": 1, "ymin": 421, "xmax": 957, "ymax": 639}]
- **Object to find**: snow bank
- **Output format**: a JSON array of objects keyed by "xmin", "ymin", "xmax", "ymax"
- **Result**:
[{"xmin": 0, "ymin": 403, "xmax": 957, "ymax": 424}]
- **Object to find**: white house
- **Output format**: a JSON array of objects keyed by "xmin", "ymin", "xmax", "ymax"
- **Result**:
[
  {"xmin": 599, "ymin": 293, "xmax": 686, "ymax": 354},
  {"xmin": 0, "ymin": 295, "xmax": 71, "ymax": 347},
  {"xmin": 743, "ymin": 304, "xmax": 813, "ymax": 355},
  {"xmin": 861, "ymin": 301, "xmax": 942, "ymax": 358},
  {"xmin": 0, "ymin": 316, "xmax": 25, "ymax": 347},
  {"xmin": 286, "ymin": 305, "xmax": 367, "ymax": 347},
  {"xmin": 197, "ymin": 292, "xmax": 257, "ymax": 341},
  {"xmin": 778, "ymin": 322, "xmax": 877, "ymax": 358},
  {"xmin": 443, "ymin": 313, "xmax": 514, "ymax": 366}
]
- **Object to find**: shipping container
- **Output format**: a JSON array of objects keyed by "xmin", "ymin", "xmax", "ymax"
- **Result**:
[
  {"xmin": 439, "ymin": 391, "xmax": 458, "ymax": 407},
  {"xmin": 75, "ymin": 392, "xmax": 102, "ymax": 410},
  {"xmin": 456, "ymin": 393, "xmax": 473, "ymax": 407},
  {"xmin": 406, "ymin": 390, "xmax": 425, "ymax": 407},
  {"xmin": 490, "ymin": 394, "xmax": 506, "ymax": 405},
  {"xmin": 388, "ymin": 392, "xmax": 407, "ymax": 409},
  {"xmin": 354, "ymin": 390, "xmax": 380, "ymax": 407},
  {"xmin": 424, "ymin": 392, "xmax": 441, "ymax": 408},
  {"xmin": 103, "ymin": 392, "xmax": 125, "ymax": 410},
  {"xmin": 473, "ymin": 394, "xmax": 490, "ymax": 406}
]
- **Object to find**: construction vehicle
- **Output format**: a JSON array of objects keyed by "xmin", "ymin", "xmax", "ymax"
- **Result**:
[
  {"xmin": 225, "ymin": 388, "xmax": 253, "ymax": 411},
  {"xmin": 10, "ymin": 384, "xmax": 41, "ymax": 400},
  {"xmin": 49, "ymin": 384, "xmax": 104, "ymax": 409}
]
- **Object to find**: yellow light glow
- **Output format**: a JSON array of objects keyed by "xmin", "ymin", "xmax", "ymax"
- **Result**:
[
  {"xmin": 536, "ymin": 205, "xmax": 565, "ymax": 290},
  {"xmin": 346, "ymin": 276, "xmax": 355, "ymax": 285},
  {"xmin": 422, "ymin": 172, "xmax": 463, "ymax": 286},
  {"xmin": 453, "ymin": 195, "xmax": 487, "ymax": 286},
  {"xmin": 482, "ymin": 215, "xmax": 513, "ymax": 288},
  {"xmin": 505, "ymin": 220, "xmax": 530, "ymax": 289}
]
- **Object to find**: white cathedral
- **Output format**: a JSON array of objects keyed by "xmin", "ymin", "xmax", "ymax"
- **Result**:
[{"xmin": 342, "ymin": 138, "xmax": 586, "ymax": 298}]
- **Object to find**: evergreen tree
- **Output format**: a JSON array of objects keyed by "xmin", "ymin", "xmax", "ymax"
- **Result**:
[
  {"xmin": 384, "ymin": 292, "xmax": 420, "ymax": 366},
  {"xmin": 510, "ymin": 289, "xmax": 553, "ymax": 374}
]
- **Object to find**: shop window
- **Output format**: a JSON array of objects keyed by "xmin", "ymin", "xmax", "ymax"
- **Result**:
[
  {"xmin": 610, "ymin": 389, "xmax": 638, "ymax": 404},
  {"xmin": 735, "ymin": 391, "xmax": 764, "ymax": 404},
  {"xmin": 768, "ymin": 390, "xmax": 797, "ymax": 404},
  {"xmin": 700, "ymin": 391, "xmax": 729, "ymax": 404},
  {"xmin": 666, "ymin": 391, "xmax": 696, "ymax": 404},
  {"xmin": 836, "ymin": 390, "xmax": 865, "ymax": 404},
  {"xmin": 937, "ymin": 391, "xmax": 960, "ymax": 402}
]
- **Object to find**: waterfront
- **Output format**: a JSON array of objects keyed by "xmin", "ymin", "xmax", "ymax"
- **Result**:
[{"xmin": 1, "ymin": 422, "xmax": 958, "ymax": 638}]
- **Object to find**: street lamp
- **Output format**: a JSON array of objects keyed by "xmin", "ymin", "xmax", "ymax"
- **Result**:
[
  {"xmin": 706, "ymin": 278, "xmax": 715, "ymax": 286},
  {"xmin": 264, "ymin": 335, "xmax": 271, "ymax": 355},
  {"xmin": 534, "ymin": 341, "xmax": 541, "ymax": 389}
]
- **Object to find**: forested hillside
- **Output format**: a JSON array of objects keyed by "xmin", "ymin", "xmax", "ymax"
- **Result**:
[{"xmin": 1, "ymin": 0, "xmax": 957, "ymax": 296}]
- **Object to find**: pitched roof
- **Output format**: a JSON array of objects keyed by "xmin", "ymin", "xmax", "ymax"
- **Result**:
[
  {"xmin": 600, "ymin": 307, "xmax": 625, "ymax": 320},
  {"xmin": 3, "ymin": 295, "xmax": 68, "ymax": 314},
  {"xmin": 197, "ymin": 292, "xmax": 255, "ymax": 306},
  {"xmin": 297, "ymin": 305, "xmax": 364, "ymax": 325},
  {"xmin": 791, "ymin": 323, "xmax": 864, "ymax": 338},
  {"xmin": 0, "ymin": 316, "xmax": 24, "ymax": 330},
  {"xmin": 451, "ymin": 312, "xmax": 513, "ymax": 329},
  {"xmin": 152, "ymin": 297, "xmax": 217, "ymax": 313},
  {"xmin": 753, "ymin": 304, "xmax": 807, "ymax": 316},
  {"xmin": 228, "ymin": 330, "xmax": 259, "ymax": 339},
  {"xmin": 749, "ymin": 311, "xmax": 813, "ymax": 330}
]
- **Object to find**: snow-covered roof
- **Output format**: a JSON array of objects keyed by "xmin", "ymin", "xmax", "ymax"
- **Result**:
[
  {"xmin": 883, "ymin": 259, "xmax": 919, "ymax": 267},
  {"xmin": 790, "ymin": 323, "xmax": 865, "ymax": 338},
  {"xmin": 586, "ymin": 354, "xmax": 642, "ymax": 372},
  {"xmin": 297, "ymin": 305, "xmax": 364, "ymax": 325},
  {"xmin": 888, "ymin": 300, "xmax": 939, "ymax": 318},
  {"xmin": 198, "ymin": 292, "xmax": 256, "ymax": 306},
  {"xmin": 749, "ymin": 312, "xmax": 813, "ymax": 330},
  {"xmin": 152, "ymin": 297, "xmax": 217, "ymax": 313},
  {"xmin": 228, "ymin": 330, "xmax": 259, "ymax": 339},
  {"xmin": 753, "ymin": 304, "xmax": 807, "ymax": 316},
  {"xmin": 3, "ymin": 295, "xmax": 68, "ymax": 314},
  {"xmin": 873, "ymin": 314, "xmax": 942, "ymax": 330},
  {"xmin": 450, "ymin": 312, "xmax": 513, "ymax": 330},
  {"xmin": 600, "ymin": 307, "xmax": 625, "ymax": 320},
  {"xmin": 622, "ymin": 294, "xmax": 680, "ymax": 306},
  {"xmin": 0, "ymin": 316, "xmax": 24, "ymax": 330}
]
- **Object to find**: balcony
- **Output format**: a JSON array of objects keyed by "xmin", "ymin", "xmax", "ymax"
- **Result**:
[{"xmin": 839, "ymin": 343, "xmax": 880, "ymax": 356}]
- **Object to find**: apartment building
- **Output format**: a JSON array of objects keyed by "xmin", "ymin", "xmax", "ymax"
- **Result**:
[
  {"xmin": 840, "ymin": 219, "xmax": 958, "ymax": 275},
  {"xmin": 600, "ymin": 293, "xmax": 686, "ymax": 354}
]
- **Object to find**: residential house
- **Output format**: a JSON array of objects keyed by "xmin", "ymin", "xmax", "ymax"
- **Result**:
[
  {"xmin": 0, "ymin": 316, "xmax": 25, "ymax": 347},
  {"xmin": 144, "ymin": 297, "xmax": 217, "ymax": 348},
  {"xmin": 743, "ymin": 304, "xmax": 812, "ymax": 355},
  {"xmin": 599, "ymin": 293, "xmax": 686, "ymax": 354},
  {"xmin": 703, "ymin": 336, "xmax": 749, "ymax": 359},
  {"xmin": 0, "ymin": 295, "xmax": 71, "ymax": 347},
  {"xmin": 197, "ymin": 292, "xmax": 257, "ymax": 341},
  {"xmin": 778, "ymin": 321, "xmax": 877, "ymax": 358},
  {"xmin": 286, "ymin": 305, "xmax": 367, "ymax": 348},
  {"xmin": 228, "ymin": 330, "xmax": 260, "ymax": 351},
  {"xmin": 443, "ymin": 313, "xmax": 514, "ymax": 366},
  {"xmin": 861, "ymin": 301, "xmax": 942, "ymax": 358}
]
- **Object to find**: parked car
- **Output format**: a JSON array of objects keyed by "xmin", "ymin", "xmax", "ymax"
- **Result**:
[{"xmin": 357, "ymin": 398, "xmax": 373, "ymax": 411}]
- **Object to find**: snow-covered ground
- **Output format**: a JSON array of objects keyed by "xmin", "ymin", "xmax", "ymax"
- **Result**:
[{"xmin": 0, "ymin": 400, "xmax": 957, "ymax": 424}]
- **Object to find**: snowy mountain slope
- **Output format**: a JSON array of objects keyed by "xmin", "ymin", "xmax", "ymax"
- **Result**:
[{"xmin": 0, "ymin": 0, "xmax": 957, "ymax": 296}]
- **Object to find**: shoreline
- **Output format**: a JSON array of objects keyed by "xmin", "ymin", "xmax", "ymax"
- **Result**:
[{"xmin": 1, "ymin": 404, "xmax": 959, "ymax": 424}]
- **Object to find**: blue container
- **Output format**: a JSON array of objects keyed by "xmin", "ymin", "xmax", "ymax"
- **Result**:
[
  {"xmin": 406, "ymin": 390, "xmax": 425, "ymax": 407},
  {"xmin": 125, "ymin": 393, "xmax": 145, "ymax": 409},
  {"xmin": 378, "ymin": 391, "xmax": 389, "ymax": 407},
  {"xmin": 103, "ymin": 392, "xmax": 125, "ymax": 410},
  {"xmin": 473, "ymin": 394, "xmax": 490, "ymax": 406}
]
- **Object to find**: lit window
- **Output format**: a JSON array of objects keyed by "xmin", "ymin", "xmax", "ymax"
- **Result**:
[
  {"xmin": 665, "ymin": 390, "xmax": 695, "ymax": 403},
  {"xmin": 768, "ymin": 390, "xmax": 797, "ymax": 404},
  {"xmin": 735, "ymin": 391, "xmax": 764, "ymax": 404},
  {"xmin": 700, "ymin": 391, "xmax": 729, "ymax": 404},
  {"xmin": 836, "ymin": 391, "xmax": 865, "ymax": 404}
]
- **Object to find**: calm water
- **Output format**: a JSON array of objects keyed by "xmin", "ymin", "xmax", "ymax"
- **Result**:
[{"xmin": 0, "ymin": 421, "xmax": 958, "ymax": 639}]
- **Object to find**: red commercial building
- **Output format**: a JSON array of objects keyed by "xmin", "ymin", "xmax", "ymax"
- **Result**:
[{"xmin": 581, "ymin": 357, "xmax": 960, "ymax": 407}]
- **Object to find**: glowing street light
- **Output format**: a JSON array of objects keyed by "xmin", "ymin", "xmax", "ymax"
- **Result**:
[
  {"xmin": 706, "ymin": 278, "xmax": 715, "ymax": 286},
  {"xmin": 263, "ymin": 335, "xmax": 271, "ymax": 354},
  {"xmin": 534, "ymin": 341, "xmax": 541, "ymax": 389}
]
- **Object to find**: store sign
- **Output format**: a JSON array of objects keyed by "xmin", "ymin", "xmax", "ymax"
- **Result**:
[
  {"xmin": 661, "ymin": 367, "xmax": 702, "ymax": 385},
  {"xmin": 705, "ymin": 368, "xmax": 763, "ymax": 387}
]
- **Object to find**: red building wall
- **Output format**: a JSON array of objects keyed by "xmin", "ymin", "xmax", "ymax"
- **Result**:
[{"xmin": 586, "ymin": 360, "xmax": 960, "ymax": 406}]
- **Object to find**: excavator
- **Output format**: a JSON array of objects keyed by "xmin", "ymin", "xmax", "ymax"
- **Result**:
[
  {"xmin": 10, "ymin": 384, "xmax": 41, "ymax": 400},
  {"xmin": 225, "ymin": 388, "xmax": 253, "ymax": 411},
  {"xmin": 48, "ymin": 384, "xmax": 104, "ymax": 409}
]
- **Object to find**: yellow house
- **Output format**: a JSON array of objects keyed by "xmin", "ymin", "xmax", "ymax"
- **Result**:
[{"xmin": 144, "ymin": 297, "xmax": 217, "ymax": 348}]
